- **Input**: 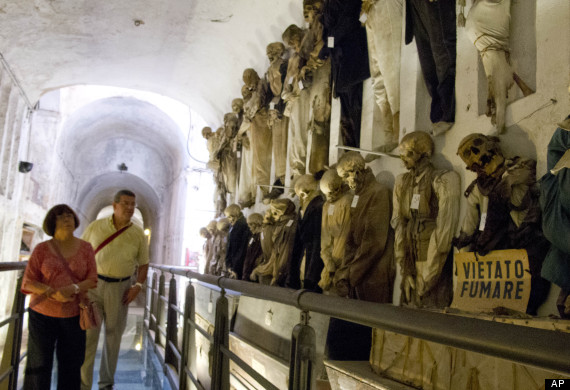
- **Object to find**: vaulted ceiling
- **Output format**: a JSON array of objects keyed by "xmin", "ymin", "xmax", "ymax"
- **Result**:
[{"xmin": 0, "ymin": 0, "xmax": 304, "ymax": 126}]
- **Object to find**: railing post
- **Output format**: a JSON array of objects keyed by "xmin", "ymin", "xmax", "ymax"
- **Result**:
[
  {"xmin": 211, "ymin": 288, "xmax": 229, "ymax": 390},
  {"xmin": 180, "ymin": 281, "xmax": 196, "ymax": 390},
  {"xmin": 149, "ymin": 273, "xmax": 158, "ymax": 333},
  {"xmin": 0, "ymin": 271, "xmax": 26, "ymax": 390},
  {"xmin": 165, "ymin": 275, "xmax": 178, "ymax": 369},
  {"xmin": 289, "ymin": 310, "xmax": 316, "ymax": 390},
  {"xmin": 156, "ymin": 272, "xmax": 166, "ymax": 346}
]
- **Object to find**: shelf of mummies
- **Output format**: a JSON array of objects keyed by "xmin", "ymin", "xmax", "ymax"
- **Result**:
[
  {"xmin": 199, "ymin": 130, "xmax": 565, "ymax": 317},
  {"xmin": 200, "ymin": 0, "xmax": 539, "ymax": 219}
]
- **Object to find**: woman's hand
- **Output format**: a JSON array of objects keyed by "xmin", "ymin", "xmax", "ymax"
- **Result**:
[{"xmin": 50, "ymin": 285, "xmax": 76, "ymax": 302}]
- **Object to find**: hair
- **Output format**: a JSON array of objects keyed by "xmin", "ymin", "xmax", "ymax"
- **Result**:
[
  {"xmin": 266, "ymin": 42, "xmax": 285, "ymax": 57},
  {"xmin": 113, "ymin": 189, "xmax": 136, "ymax": 203},
  {"xmin": 43, "ymin": 204, "xmax": 80, "ymax": 236},
  {"xmin": 243, "ymin": 68, "xmax": 260, "ymax": 85}
]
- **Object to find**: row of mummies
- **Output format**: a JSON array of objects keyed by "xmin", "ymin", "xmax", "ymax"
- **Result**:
[
  {"xmin": 199, "ymin": 126, "xmax": 570, "ymax": 317},
  {"xmin": 202, "ymin": 0, "xmax": 533, "ymax": 216}
]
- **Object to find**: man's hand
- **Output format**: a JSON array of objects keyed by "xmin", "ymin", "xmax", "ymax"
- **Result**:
[{"xmin": 123, "ymin": 284, "xmax": 141, "ymax": 305}]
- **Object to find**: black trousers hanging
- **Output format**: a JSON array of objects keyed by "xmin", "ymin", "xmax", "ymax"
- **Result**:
[
  {"xmin": 407, "ymin": 0, "xmax": 456, "ymax": 124},
  {"xmin": 338, "ymin": 81, "xmax": 364, "ymax": 148}
]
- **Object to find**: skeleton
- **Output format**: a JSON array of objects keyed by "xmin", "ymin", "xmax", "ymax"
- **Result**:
[
  {"xmin": 464, "ymin": 0, "xmax": 534, "ymax": 134},
  {"xmin": 217, "ymin": 113, "xmax": 239, "ymax": 195},
  {"xmin": 455, "ymin": 133, "xmax": 550, "ymax": 314},
  {"xmin": 361, "ymin": 0, "xmax": 403, "ymax": 150},
  {"xmin": 319, "ymin": 169, "xmax": 353, "ymax": 293},
  {"xmin": 224, "ymin": 204, "xmax": 251, "ymax": 279},
  {"xmin": 236, "ymin": 86, "xmax": 256, "ymax": 207},
  {"xmin": 392, "ymin": 131, "xmax": 460, "ymax": 307},
  {"xmin": 251, "ymin": 210, "xmax": 277, "ymax": 283},
  {"xmin": 242, "ymin": 213, "xmax": 265, "ymax": 282},
  {"xmin": 210, "ymin": 218, "xmax": 231, "ymax": 276},
  {"xmin": 199, "ymin": 227, "xmax": 213, "ymax": 274},
  {"xmin": 266, "ymin": 42, "xmax": 289, "ymax": 185},
  {"xmin": 243, "ymin": 68, "xmax": 273, "ymax": 196},
  {"xmin": 335, "ymin": 152, "xmax": 395, "ymax": 303},
  {"xmin": 282, "ymin": 24, "xmax": 314, "ymax": 179},
  {"xmin": 251, "ymin": 199, "xmax": 297, "ymax": 286},
  {"xmin": 288, "ymin": 174, "xmax": 325, "ymax": 290},
  {"xmin": 231, "ymin": 98, "xmax": 244, "ymax": 127}
]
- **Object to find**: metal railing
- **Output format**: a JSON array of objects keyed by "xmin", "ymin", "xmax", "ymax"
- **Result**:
[
  {"xmin": 0, "ymin": 262, "xmax": 27, "ymax": 390},
  {"xmin": 145, "ymin": 264, "xmax": 570, "ymax": 390}
]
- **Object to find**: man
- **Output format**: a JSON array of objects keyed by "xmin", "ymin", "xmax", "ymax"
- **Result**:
[{"xmin": 81, "ymin": 189, "xmax": 149, "ymax": 390}]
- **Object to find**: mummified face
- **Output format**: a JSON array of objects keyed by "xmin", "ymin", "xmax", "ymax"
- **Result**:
[
  {"xmin": 231, "ymin": 98, "xmax": 244, "ymax": 114},
  {"xmin": 399, "ymin": 131, "xmax": 434, "ymax": 170},
  {"xmin": 247, "ymin": 213, "xmax": 263, "ymax": 234},
  {"xmin": 217, "ymin": 218, "xmax": 230, "ymax": 232},
  {"xmin": 224, "ymin": 204, "xmax": 241, "ymax": 226},
  {"xmin": 337, "ymin": 152, "xmax": 366, "ymax": 192},
  {"xmin": 303, "ymin": 2, "xmax": 322, "ymax": 24},
  {"xmin": 266, "ymin": 42, "xmax": 285, "ymax": 63},
  {"xmin": 457, "ymin": 133, "xmax": 503, "ymax": 175},
  {"xmin": 320, "ymin": 169, "xmax": 345, "ymax": 202},
  {"xmin": 294, "ymin": 175, "xmax": 318, "ymax": 207}
]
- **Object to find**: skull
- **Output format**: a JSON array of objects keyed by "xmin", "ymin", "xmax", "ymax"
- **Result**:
[
  {"xmin": 206, "ymin": 220, "xmax": 217, "ymax": 234},
  {"xmin": 294, "ymin": 174, "xmax": 318, "ymax": 208},
  {"xmin": 243, "ymin": 68, "xmax": 260, "ymax": 91},
  {"xmin": 303, "ymin": 0, "xmax": 323, "ymax": 24},
  {"xmin": 336, "ymin": 152, "xmax": 367, "ymax": 192},
  {"xmin": 399, "ymin": 131, "xmax": 434, "ymax": 170},
  {"xmin": 231, "ymin": 98, "xmax": 244, "ymax": 115},
  {"xmin": 457, "ymin": 133, "xmax": 503, "ymax": 175},
  {"xmin": 270, "ymin": 198, "xmax": 296, "ymax": 222},
  {"xmin": 217, "ymin": 218, "xmax": 230, "ymax": 232},
  {"xmin": 247, "ymin": 213, "xmax": 263, "ymax": 234},
  {"xmin": 224, "ymin": 113, "xmax": 239, "ymax": 137},
  {"xmin": 224, "ymin": 204, "xmax": 242, "ymax": 226},
  {"xmin": 282, "ymin": 24, "xmax": 305, "ymax": 53},
  {"xmin": 263, "ymin": 209, "xmax": 275, "ymax": 225},
  {"xmin": 241, "ymin": 85, "xmax": 252, "ymax": 101},
  {"xmin": 266, "ymin": 42, "xmax": 285, "ymax": 63},
  {"xmin": 320, "ymin": 169, "xmax": 346, "ymax": 202},
  {"xmin": 199, "ymin": 227, "xmax": 210, "ymax": 239},
  {"xmin": 201, "ymin": 126, "xmax": 213, "ymax": 139}
]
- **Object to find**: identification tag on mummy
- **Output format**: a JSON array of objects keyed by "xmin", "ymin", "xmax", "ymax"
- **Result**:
[
  {"xmin": 261, "ymin": 232, "xmax": 264, "ymax": 240},
  {"xmin": 351, "ymin": 195, "xmax": 359, "ymax": 208},
  {"xmin": 288, "ymin": 76, "xmax": 294, "ymax": 85},
  {"xmin": 328, "ymin": 204, "xmax": 335, "ymax": 215},
  {"xmin": 298, "ymin": 80, "xmax": 304, "ymax": 90},
  {"xmin": 249, "ymin": 237, "xmax": 254, "ymax": 245},
  {"xmin": 410, "ymin": 194, "xmax": 421, "ymax": 210},
  {"xmin": 327, "ymin": 36, "xmax": 335, "ymax": 48},
  {"xmin": 479, "ymin": 213, "xmax": 487, "ymax": 231},
  {"xmin": 269, "ymin": 102, "xmax": 275, "ymax": 110},
  {"xmin": 237, "ymin": 151, "xmax": 241, "ymax": 158},
  {"xmin": 286, "ymin": 219, "xmax": 294, "ymax": 227},
  {"xmin": 359, "ymin": 13, "xmax": 368, "ymax": 23}
]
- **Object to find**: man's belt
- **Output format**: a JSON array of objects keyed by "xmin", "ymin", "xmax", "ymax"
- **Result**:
[{"xmin": 98, "ymin": 274, "xmax": 131, "ymax": 283}]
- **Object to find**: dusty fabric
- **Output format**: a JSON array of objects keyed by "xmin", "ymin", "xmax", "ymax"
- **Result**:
[
  {"xmin": 392, "ymin": 164, "xmax": 460, "ymax": 308},
  {"xmin": 211, "ymin": 231, "xmax": 229, "ymax": 276},
  {"xmin": 405, "ymin": 0, "xmax": 456, "ymax": 124},
  {"xmin": 465, "ymin": 0, "xmax": 510, "ymax": 53},
  {"xmin": 320, "ymin": 192, "xmax": 353, "ymax": 292},
  {"xmin": 287, "ymin": 88, "xmax": 312, "ymax": 178},
  {"xmin": 287, "ymin": 195, "xmax": 325, "ymax": 291},
  {"xmin": 236, "ymin": 119, "xmax": 255, "ymax": 206},
  {"xmin": 267, "ymin": 57, "xmax": 289, "ymax": 181},
  {"xmin": 250, "ymin": 109, "xmax": 272, "ymax": 193},
  {"xmin": 540, "ymin": 123, "xmax": 570, "ymax": 293},
  {"xmin": 364, "ymin": 0, "xmax": 403, "ymax": 115},
  {"xmin": 335, "ymin": 169, "xmax": 395, "ymax": 303},
  {"xmin": 218, "ymin": 136, "xmax": 237, "ymax": 195},
  {"xmin": 456, "ymin": 158, "xmax": 550, "ymax": 315},
  {"xmin": 241, "ymin": 233, "xmax": 263, "ymax": 282},
  {"xmin": 203, "ymin": 236, "xmax": 215, "ymax": 274},
  {"xmin": 307, "ymin": 61, "xmax": 331, "ymax": 174},
  {"xmin": 225, "ymin": 216, "xmax": 252, "ymax": 280}
]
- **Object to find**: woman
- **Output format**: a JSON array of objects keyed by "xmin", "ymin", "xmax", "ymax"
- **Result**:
[{"xmin": 21, "ymin": 204, "xmax": 97, "ymax": 389}]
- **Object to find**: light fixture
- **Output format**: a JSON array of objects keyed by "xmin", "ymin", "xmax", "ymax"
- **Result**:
[
  {"xmin": 118, "ymin": 163, "xmax": 128, "ymax": 172},
  {"xmin": 18, "ymin": 161, "xmax": 33, "ymax": 173}
]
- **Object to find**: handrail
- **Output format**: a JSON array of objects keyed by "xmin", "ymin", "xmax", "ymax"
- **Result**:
[{"xmin": 151, "ymin": 264, "xmax": 570, "ymax": 376}]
